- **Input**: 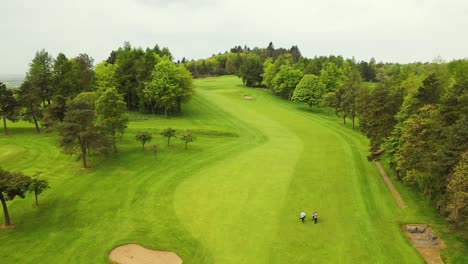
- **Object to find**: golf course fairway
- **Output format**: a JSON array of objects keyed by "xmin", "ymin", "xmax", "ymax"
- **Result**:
[{"xmin": 0, "ymin": 76, "xmax": 465, "ymax": 263}]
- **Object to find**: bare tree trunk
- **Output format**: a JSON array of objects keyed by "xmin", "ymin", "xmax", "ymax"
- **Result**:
[
  {"xmin": 185, "ymin": 141, "xmax": 188, "ymax": 150},
  {"xmin": 343, "ymin": 115, "xmax": 346, "ymax": 125},
  {"xmin": 35, "ymin": 191, "xmax": 39, "ymax": 207},
  {"xmin": 0, "ymin": 193, "xmax": 11, "ymax": 226},
  {"xmin": 167, "ymin": 137, "xmax": 170, "ymax": 146},
  {"xmin": 352, "ymin": 115, "xmax": 355, "ymax": 129},
  {"xmin": 80, "ymin": 139, "xmax": 87, "ymax": 168},
  {"xmin": 3, "ymin": 115, "xmax": 8, "ymax": 135},
  {"xmin": 32, "ymin": 113, "xmax": 40, "ymax": 134},
  {"xmin": 113, "ymin": 133, "xmax": 117, "ymax": 153}
]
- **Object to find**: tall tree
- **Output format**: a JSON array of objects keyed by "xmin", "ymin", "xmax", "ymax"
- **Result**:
[
  {"xmin": 93, "ymin": 61, "xmax": 119, "ymax": 95},
  {"xmin": 358, "ymin": 82, "xmax": 403, "ymax": 152},
  {"xmin": 143, "ymin": 58, "xmax": 192, "ymax": 116},
  {"xmin": 96, "ymin": 88, "xmax": 128, "ymax": 152},
  {"xmin": 272, "ymin": 65, "xmax": 303, "ymax": 99},
  {"xmin": 52, "ymin": 53, "xmax": 77, "ymax": 98},
  {"xmin": 42, "ymin": 95, "xmax": 67, "ymax": 131},
  {"xmin": 0, "ymin": 168, "xmax": 32, "ymax": 226},
  {"xmin": 320, "ymin": 62, "xmax": 346, "ymax": 93},
  {"xmin": 16, "ymin": 81, "xmax": 42, "ymax": 133},
  {"xmin": 238, "ymin": 53, "xmax": 263, "ymax": 87},
  {"xmin": 26, "ymin": 49, "xmax": 53, "ymax": 106},
  {"xmin": 59, "ymin": 92, "xmax": 109, "ymax": 168},
  {"xmin": 341, "ymin": 68, "xmax": 362, "ymax": 128},
  {"xmin": 74, "ymin": 53, "xmax": 95, "ymax": 93},
  {"xmin": 395, "ymin": 105, "xmax": 445, "ymax": 198},
  {"xmin": 292, "ymin": 74, "xmax": 326, "ymax": 107},
  {"xmin": 442, "ymin": 151, "xmax": 468, "ymax": 227},
  {"xmin": 0, "ymin": 82, "xmax": 18, "ymax": 135}
]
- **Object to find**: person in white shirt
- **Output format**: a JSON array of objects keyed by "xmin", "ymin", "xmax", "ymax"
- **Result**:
[
  {"xmin": 312, "ymin": 211, "xmax": 318, "ymax": 224},
  {"xmin": 300, "ymin": 211, "xmax": 306, "ymax": 223}
]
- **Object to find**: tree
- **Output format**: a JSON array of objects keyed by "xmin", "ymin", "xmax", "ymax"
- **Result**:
[
  {"xmin": 160, "ymin": 128, "xmax": 177, "ymax": 146},
  {"xmin": 96, "ymin": 89, "xmax": 128, "ymax": 152},
  {"xmin": 289, "ymin": 45, "xmax": 302, "ymax": 63},
  {"xmin": 93, "ymin": 61, "xmax": 119, "ymax": 95},
  {"xmin": 238, "ymin": 53, "xmax": 263, "ymax": 87},
  {"xmin": 59, "ymin": 92, "xmax": 108, "ymax": 168},
  {"xmin": 320, "ymin": 62, "xmax": 346, "ymax": 93},
  {"xmin": 16, "ymin": 81, "xmax": 42, "ymax": 133},
  {"xmin": 136, "ymin": 132, "xmax": 152, "ymax": 150},
  {"xmin": 0, "ymin": 168, "xmax": 32, "ymax": 226},
  {"xmin": 292, "ymin": 74, "xmax": 326, "ymax": 107},
  {"xmin": 52, "ymin": 53, "xmax": 77, "ymax": 98},
  {"xmin": 272, "ymin": 65, "xmax": 303, "ymax": 99},
  {"xmin": 143, "ymin": 58, "xmax": 193, "ymax": 116},
  {"xmin": 42, "ymin": 95, "xmax": 67, "ymax": 131},
  {"xmin": 28, "ymin": 177, "xmax": 49, "ymax": 207},
  {"xmin": 73, "ymin": 53, "xmax": 95, "ymax": 93},
  {"xmin": 442, "ymin": 151, "xmax": 468, "ymax": 227},
  {"xmin": 180, "ymin": 131, "xmax": 196, "ymax": 150},
  {"xmin": 341, "ymin": 68, "xmax": 362, "ymax": 128},
  {"xmin": 174, "ymin": 64, "xmax": 194, "ymax": 113},
  {"xmin": 26, "ymin": 49, "xmax": 53, "ymax": 106},
  {"xmin": 358, "ymin": 82, "xmax": 403, "ymax": 152},
  {"xmin": 0, "ymin": 82, "xmax": 18, "ymax": 135},
  {"xmin": 395, "ymin": 105, "xmax": 445, "ymax": 198}
]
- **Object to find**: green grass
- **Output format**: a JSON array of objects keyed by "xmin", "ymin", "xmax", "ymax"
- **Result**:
[{"xmin": 0, "ymin": 75, "xmax": 466, "ymax": 263}]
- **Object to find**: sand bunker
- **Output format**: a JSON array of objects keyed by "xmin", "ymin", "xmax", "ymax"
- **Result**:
[
  {"xmin": 243, "ymin": 95, "xmax": 253, "ymax": 100},
  {"xmin": 402, "ymin": 225, "xmax": 446, "ymax": 264},
  {"xmin": 109, "ymin": 244, "xmax": 182, "ymax": 264}
]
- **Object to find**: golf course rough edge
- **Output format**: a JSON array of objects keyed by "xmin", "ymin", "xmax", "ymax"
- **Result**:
[{"xmin": 109, "ymin": 243, "xmax": 182, "ymax": 264}]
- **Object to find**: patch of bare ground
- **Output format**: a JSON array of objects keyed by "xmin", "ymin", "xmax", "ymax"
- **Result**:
[
  {"xmin": 402, "ymin": 225, "xmax": 446, "ymax": 264},
  {"xmin": 243, "ymin": 95, "xmax": 253, "ymax": 100},
  {"xmin": 109, "ymin": 243, "xmax": 182, "ymax": 264}
]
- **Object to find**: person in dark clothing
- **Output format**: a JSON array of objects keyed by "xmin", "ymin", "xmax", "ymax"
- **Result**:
[{"xmin": 312, "ymin": 211, "xmax": 318, "ymax": 224}]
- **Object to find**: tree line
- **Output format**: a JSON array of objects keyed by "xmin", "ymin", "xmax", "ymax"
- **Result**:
[{"xmin": 0, "ymin": 42, "xmax": 194, "ymax": 135}]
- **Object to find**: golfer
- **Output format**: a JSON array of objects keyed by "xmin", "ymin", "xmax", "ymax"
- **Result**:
[
  {"xmin": 312, "ymin": 211, "xmax": 318, "ymax": 224},
  {"xmin": 300, "ymin": 211, "xmax": 306, "ymax": 223}
]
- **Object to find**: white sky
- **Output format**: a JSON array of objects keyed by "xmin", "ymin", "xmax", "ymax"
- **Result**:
[{"xmin": 2, "ymin": 0, "xmax": 467, "ymax": 74}]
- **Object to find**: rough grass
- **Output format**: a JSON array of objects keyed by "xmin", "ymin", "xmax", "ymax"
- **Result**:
[{"xmin": 0, "ymin": 75, "xmax": 466, "ymax": 263}]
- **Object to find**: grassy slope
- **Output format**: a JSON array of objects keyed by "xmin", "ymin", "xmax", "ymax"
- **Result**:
[{"xmin": 0, "ymin": 75, "xmax": 465, "ymax": 263}]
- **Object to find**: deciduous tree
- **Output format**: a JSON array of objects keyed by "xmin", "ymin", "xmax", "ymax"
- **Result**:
[
  {"xmin": 136, "ymin": 132, "xmax": 152, "ymax": 150},
  {"xmin": 96, "ymin": 89, "xmax": 128, "ymax": 152},
  {"xmin": 0, "ymin": 168, "xmax": 32, "ymax": 226},
  {"xmin": 59, "ymin": 92, "xmax": 109, "ymax": 168},
  {"xmin": 29, "ymin": 177, "xmax": 49, "ymax": 207},
  {"xmin": 160, "ymin": 128, "xmax": 176, "ymax": 146},
  {"xmin": 0, "ymin": 82, "xmax": 18, "ymax": 135},
  {"xmin": 180, "ymin": 131, "xmax": 196, "ymax": 150},
  {"xmin": 292, "ymin": 74, "xmax": 326, "ymax": 107}
]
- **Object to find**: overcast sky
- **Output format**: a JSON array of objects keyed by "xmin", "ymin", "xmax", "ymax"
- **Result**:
[{"xmin": 2, "ymin": 0, "xmax": 467, "ymax": 74}]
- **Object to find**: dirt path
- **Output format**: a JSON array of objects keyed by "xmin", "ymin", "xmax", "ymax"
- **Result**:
[{"xmin": 375, "ymin": 161, "xmax": 407, "ymax": 208}]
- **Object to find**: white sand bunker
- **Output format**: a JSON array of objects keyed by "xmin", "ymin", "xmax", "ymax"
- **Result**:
[
  {"xmin": 243, "ymin": 95, "xmax": 253, "ymax": 100},
  {"xmin": 109, "ymin": 244, "xmax": 182, "ymax": 264}
]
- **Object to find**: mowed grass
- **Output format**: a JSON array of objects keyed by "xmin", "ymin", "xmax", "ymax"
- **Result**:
[{"xmin": 0, "ymin": 75, "xmax": 466, "ymax": 263}]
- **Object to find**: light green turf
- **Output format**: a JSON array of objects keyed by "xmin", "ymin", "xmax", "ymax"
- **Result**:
[{"xmin": 0, "ymin": 76, "xmax": 466, "ymax": 263}]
